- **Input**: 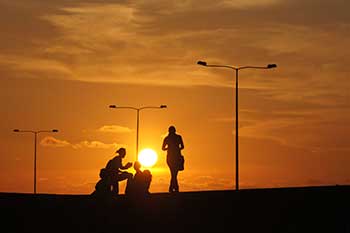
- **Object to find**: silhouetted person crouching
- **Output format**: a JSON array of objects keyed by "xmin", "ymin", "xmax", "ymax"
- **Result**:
[
  {"xmin": 91, "ymin": 168, "xmax": 112, "ymax": 198},
  {"xmin": 162, "ymin": 126, "xmax": 184, "ymax": 193},
  {"xmin": 105, "ymin": 148, "xmax": 133, "ymax": 195}
]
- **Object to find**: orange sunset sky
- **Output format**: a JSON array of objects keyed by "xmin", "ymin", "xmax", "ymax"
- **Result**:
[{"xmin": 1, "ymin": 0, "xmax": 350, "ymax": 194}]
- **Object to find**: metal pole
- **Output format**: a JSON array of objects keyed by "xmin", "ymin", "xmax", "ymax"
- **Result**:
[
  {"xmin": 235, "ymin": 69, "xmax": 239, "ymax": 191},
  {"xmin": 13, "ymin": 129, "xmax": 58, "ymax": 194},
  {"xmin": 136, "ymin": 109, "xmax": 140, "ymax": 161},
  {"xmin": 197, "ymin": 61, "xmax": 276, "ymax": 191},
  {"xmin": 34, "ymin": 132, "xmax": 37, "ymax": 194}
]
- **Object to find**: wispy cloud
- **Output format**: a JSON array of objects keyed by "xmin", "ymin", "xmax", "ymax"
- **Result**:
[
  {"xmin": 40, "ymin": 136, "xmax": 71, "ymax": 147},
  {"xmin": 180, "ymin": 175, "xmax": 234, "ymax": 191},
  {"xmin": 2, "ymin": 0, "xmax": 350, "ymax": 90},
  {"xmin": 0, "ymin": 55, "xmax": 72, "ymax": 77},
  {"xmin": 72, "ymin": 141, "xmax": 119, "ymax": 149},
  {"xmin": 40, "ymin": 136, "xmax": 121, "ymax": 150},
  {"xmin": 3, "ymin": 0, "xmax": 350, "ymax": 154},
  {"xmin": 221, "ymin": 0, "xmax": 280, "ymax": 9},
  {"xmin": 98, "ymin": 125, "xmax": 132, "ymax": 134}
]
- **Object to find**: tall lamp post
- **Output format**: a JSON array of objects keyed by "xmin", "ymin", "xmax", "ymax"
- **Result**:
[
  {"xmin": 13, "ymin": 129, "xmax": 59, "ymax": 194},
  {"xmin": 109, "ymin": 105, "xmax": 167, "ymax": 160},
  {"xmin": 197, "ymin": 60, "xmax": 277, "ymax": 190}
]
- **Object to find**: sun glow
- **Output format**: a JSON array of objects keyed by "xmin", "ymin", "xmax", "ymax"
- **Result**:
[{"xmin": 138, "ymin": 148, "xmax": 158, "ymax": 167}]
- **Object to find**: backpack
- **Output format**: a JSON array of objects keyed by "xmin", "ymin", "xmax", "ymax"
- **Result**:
[{"xmin": 178, "ymin": 155, "xmax": 185, "ymax": 171}]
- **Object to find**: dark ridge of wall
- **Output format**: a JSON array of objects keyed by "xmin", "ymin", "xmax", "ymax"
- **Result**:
[{"xmin": 1, "ymin": 185, "xmax": 349, "ymax": 233}]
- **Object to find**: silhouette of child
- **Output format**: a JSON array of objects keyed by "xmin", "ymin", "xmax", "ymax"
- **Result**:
[{"xmin": 126, "ymin": 161, "xmax": 152, "ymax": 197}]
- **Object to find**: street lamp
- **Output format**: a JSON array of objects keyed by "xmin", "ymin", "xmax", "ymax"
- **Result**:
[
  {"xmin": 109, "ymin": 105, "xmax": 167, "ymax": 160},
  {"xmin": 197, "ymin": 60, "xmax": 277, "ymax": 190},
  {"xmin": 13, "ymin": 129, "xmax": 59, "ymax": 194}
]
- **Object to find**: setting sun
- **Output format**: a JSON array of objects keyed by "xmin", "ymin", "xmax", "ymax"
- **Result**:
[{"xmin": 138, "ymin": 148, "xmax": 158, "ymax": 167}]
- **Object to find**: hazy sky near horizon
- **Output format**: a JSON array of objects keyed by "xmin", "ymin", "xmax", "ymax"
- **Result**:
[{"xmin": 1, "ymin": 0, "xmax": 350, "ymax": 194}]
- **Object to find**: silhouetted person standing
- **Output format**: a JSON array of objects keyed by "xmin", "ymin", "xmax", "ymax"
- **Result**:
[
  {"xmin": 162, "ymin": 126, "xmax": 184, "ymax": 193},
  {"xmin": 105, "ymin": 148, "xmax": 133, "ymax": 195}
]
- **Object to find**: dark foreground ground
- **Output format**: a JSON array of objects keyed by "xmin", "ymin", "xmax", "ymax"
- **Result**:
[{"xmin": 1, "ymin": 185, "xmax": 349, "ymax": 233}]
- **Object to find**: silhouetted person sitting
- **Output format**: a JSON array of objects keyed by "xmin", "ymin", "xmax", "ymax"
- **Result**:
[
  {"xmin": 105, "ymin": 147, "xmax": 133, "ymax": 195},
  {"xmin": 125, "ymin": 161, "xmax": 152, "ymax": 197},
  {"xmin": 162, "ymin": 125, "xmax": 184, "ymax": 193},
  {"xmin": 91, "ymin": 168, "xmax": 112, "ymax": 198}
]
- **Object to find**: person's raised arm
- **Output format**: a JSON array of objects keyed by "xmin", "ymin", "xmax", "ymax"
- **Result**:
[{"xmin": 121, "ymin": 162, "xmax": 132, "ymax": 170}]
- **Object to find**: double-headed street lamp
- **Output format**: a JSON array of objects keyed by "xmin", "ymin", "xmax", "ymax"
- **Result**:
[
  {"xmin": 13, "ymin": 129, "xmax": 59, "ymax": 194},
  {"xmin": 197, "ymin": 60, "xmax": 277, "ymax": 190},
  {"xmin": 109, "ymin": 105, "xmax": 167, "ymax": 160}
]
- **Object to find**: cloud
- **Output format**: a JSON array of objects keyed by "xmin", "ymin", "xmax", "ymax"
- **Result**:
[
  {"xmin": 1, "ymin": 0, "xmax": 350, "ymax": 90},
  {"xmin": 40, "ymin": 136, "xmax": 71, "ymax": 147},
  {"xmin": 1, "ymin": 0, "xmax": 350, "ymax": 133},
  {"xmin": 0, "ymin": 55, "xmax": 72, "ymax": 77},
  {"xmin": 210, "ymin": 91, "xmax": 350, "ymax": 152},
  {"xmin": 73, "ymin": 141, "xmax": 120, "ymax": 149},
  {"xmin": 180, "ymin": 175, "xmax": 234, "ymax": 191},
  {"xmin": 40, "ymin": 136, "xmax": 121, "ymax": 150},
  {"xmin": 239, "ymin": 109, "xmax": 350, "ymax": 152},
  {"xmin": 221, "ymin": 0, "xmax": 280, "ymax": 9},
  {"xmin": 98, "ymin": 125, "xmax": 132, "ymax": 134}
]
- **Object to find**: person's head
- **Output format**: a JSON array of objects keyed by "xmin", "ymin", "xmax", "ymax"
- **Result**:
[
  {"xmin": 116, "ymin": 147, "xmax": 126, "ymax": 158},
  {"xmin": 168, "ymin": 125, "xmax": 176, "ymax": 134},
  {"xmin": 134, "ymin": 161, "xmax": 141, "ymax": 171}
]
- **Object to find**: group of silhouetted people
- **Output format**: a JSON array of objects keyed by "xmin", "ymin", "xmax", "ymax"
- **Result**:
[
  {"xmin": 92, "ymin": 125, "xmax": 184, "ymax": 198},
  {"xmin": 92, "ymin": 147, "xmax": 152, "ymax": 198}
]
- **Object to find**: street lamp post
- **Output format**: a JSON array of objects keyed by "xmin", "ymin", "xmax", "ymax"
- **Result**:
[
  {"xmin": 13, "ymin": 129, "xmax": 59, "ymax": 194},
  {"xmin": 197, "ymin": 61, "xmax": 277, "ymax": 190},
  {"xmin": 109, "ymin": 105, "xmax": 167, "ymax": 160}
]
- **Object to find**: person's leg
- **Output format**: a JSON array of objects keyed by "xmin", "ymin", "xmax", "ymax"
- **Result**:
[
  {"xmin": 173, "ymin": 169, "xmax": 179, "ymax": 192},
  {"xmin": 117, "ymin": 172, "xmax": 133, "ymax": 194},
  {"xmin": 169, "ymin": 167, "xmax": 174, "ymax": 192},
  {"xmin": 170, "ymin": 167, "xmax": 178, "ymax": 193},
  {"xmin": 111, "ymin": 181, "xmax": 119, "ymax": 195},
  {"xmin": 124, "ymin": 176, "xmax": 134, "ymax": 196},
  {"xmin": 108, "ymin": 173, "xmax": 119, "ymax": 195},
  {"xmin": 167, "ymin": 158, "xmax": 173, "ymax": 192},
  {"xmin": 167, "ymin": 156, "xmax": 178, "ymax": 193}
]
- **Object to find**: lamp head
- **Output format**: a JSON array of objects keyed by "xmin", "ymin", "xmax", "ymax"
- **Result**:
[
  {"xmin": 52, "ymin": 129, "xmax": 59, "ymax": 132},
  {"xmin": 160, "ymin": 105, "xmax": 167, "ymax": 108},
  {"xmin": 267, "ymin": 64, "xmax": 277, "ymax": 69},
  {"xmin": 13, "ymin": 129, "xmax": 19, "ymax": 132},
  {"xmin": 109, "ymin": 105, "xmax": 117, "ymax": 108},
  {"xmin": 197, "ymin": 61, "xmax": 207, "ymax": 66}
]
